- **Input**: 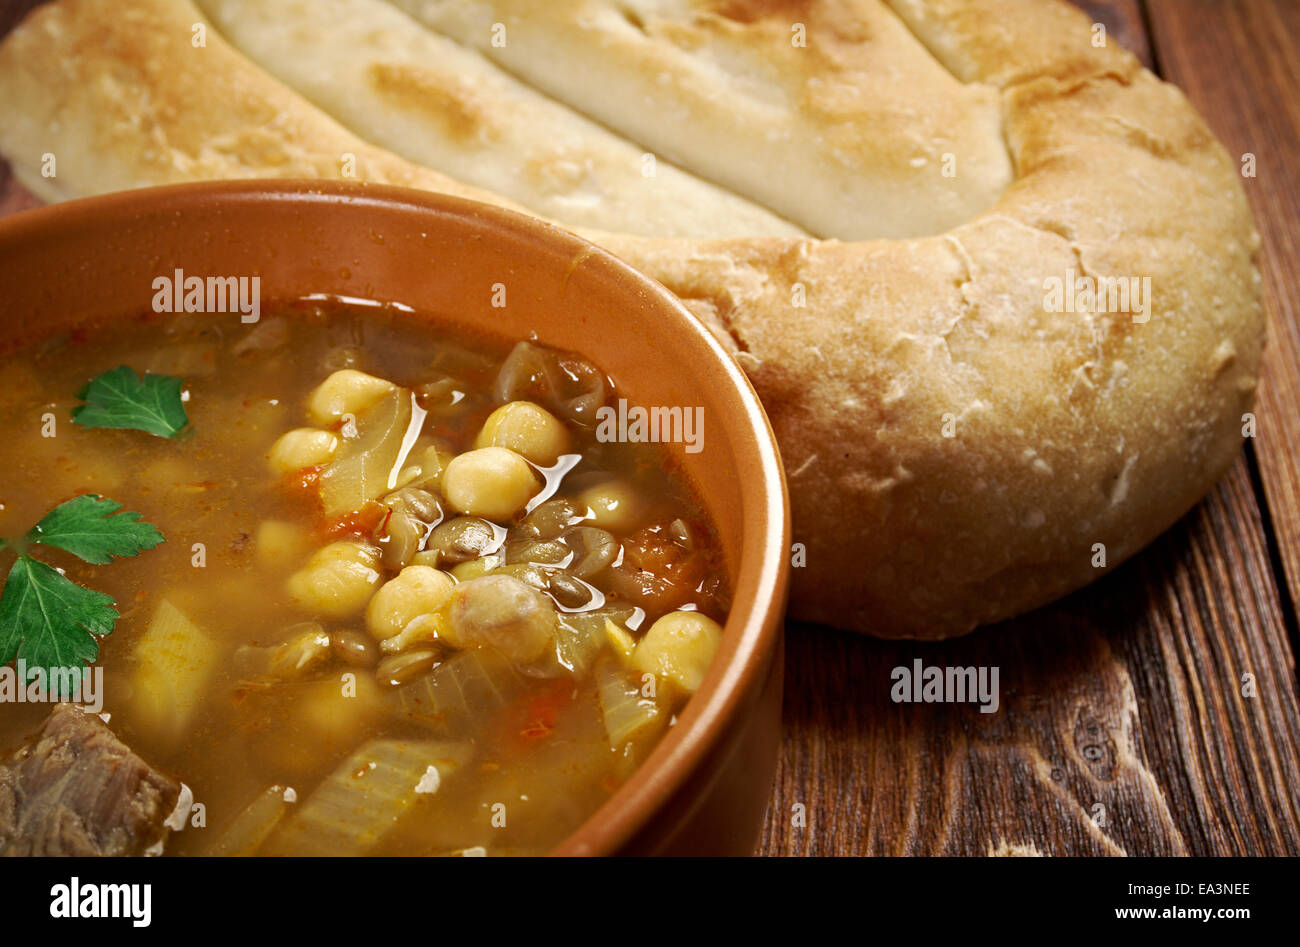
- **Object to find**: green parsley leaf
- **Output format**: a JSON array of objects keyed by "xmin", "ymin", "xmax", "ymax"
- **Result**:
[
  {"xmin": 0, "ymin": 497, "xmax": 165, "ymax": 681},
  {"xmin": 0, "ymin": 556, "xmax": 119, "ymax": 673},
  {"xmin": 26, "ymin": 494, "xmax": 165, "ymax": 565},
  {"xmin": 71, "ymin": 365, "xmax": 188, "ymax": 438}
]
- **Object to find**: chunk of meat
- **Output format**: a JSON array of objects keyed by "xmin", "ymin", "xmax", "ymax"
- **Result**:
[{"xmin": 0, "ymin": 704, "xmax": 180, "ymax": 856}]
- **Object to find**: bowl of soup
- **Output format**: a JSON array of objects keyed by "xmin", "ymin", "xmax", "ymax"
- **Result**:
[{"xmin": 0, "ymin": 180, "xmax": 789, "ymax": 856}]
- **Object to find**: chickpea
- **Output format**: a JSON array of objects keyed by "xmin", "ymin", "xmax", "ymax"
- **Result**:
[
  {"xmin": 442, "ymin": 447, "xmax": 539, "ymax": 522},
  {"xmin": 255, "ymin": 520, "xmax": 312, "ymax": 569},
  {"xmin": 293, "ymin": 674, "xmax": 384, "ymax": 759},
  {"xmin": 306, "ymin": 369, "xmax": 396, "ymax": 425},
  {"xmin": 365, "ymin": 565, "xmax": 456, "ymax": 642},
  {"xmin": 267, "ymin": 428, "xmax": 338, "ymax": 474},
  {"xmin": 379, "ymin": 614, "xmax": 444, "ymax": 654},
  {"xmin": 444, "ymin": 574, "xmax": 557, "ymax": 664},
  {"xmin": 475, "ymin": 401, "xmax": 569, "ymax": 465},
  {"xmin": 287, "ymin": 540, "xmax": 382, "ymax": 619},
  {"xmin": 631, "ymin": 610, "xmax": 723, "ymax": 694},
  {"xmin": 138, "ymin": 456, "xmax": 199, "ymax": 494},
  {"xmin": 578, "ymin": 479, "xmax": 648, "ymax": 534}
]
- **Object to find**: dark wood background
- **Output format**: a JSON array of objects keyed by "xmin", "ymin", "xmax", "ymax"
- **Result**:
[{"xmin": 0, "ymin": 0, "xmax": 1297, "ymax": 856}]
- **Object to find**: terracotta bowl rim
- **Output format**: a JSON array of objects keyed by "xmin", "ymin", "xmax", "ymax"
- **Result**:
[{"xmin": 0, "ymin": 179, "xmax": 791, "ymax": 855}]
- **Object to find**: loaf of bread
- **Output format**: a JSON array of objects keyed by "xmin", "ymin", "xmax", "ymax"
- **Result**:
[{"xmin": 0, "ymin": 0, "xmax": 1263, "ymax": 638}]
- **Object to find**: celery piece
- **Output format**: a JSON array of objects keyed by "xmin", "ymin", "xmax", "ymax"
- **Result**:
[
  {"xmin": 397, "ymin": 647, "xmax": 528, "ymax": 734},
  {"xmin": 263, "ymin": 740, "xmax": 470, "ymax": 856},
  {"xmin": 596, "ymin": 657, "xmax": 665, "ymax": 749},
  {"xmin": 204, "ymin": 785, "xmax": 291, "ymax": 856},
  {"xmin": 130, "ymin": 598, "xmax": 219, "ymax": 747}
]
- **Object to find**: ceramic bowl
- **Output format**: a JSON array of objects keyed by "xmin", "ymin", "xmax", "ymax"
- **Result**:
[{"xmin": 0, "ymin": 180, "xmax": 790, "ymax": 855}]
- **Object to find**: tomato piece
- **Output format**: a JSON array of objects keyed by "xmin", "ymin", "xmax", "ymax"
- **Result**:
[
  {"xmin": 508, "ymin": 682, "xmax": 570, "ymax": 744},
  {"xmin": 623, "ymin": 524, "xmax": 686, "ymax": 575},
  {"xmin": 321, "ymin": 500, "xmax": 389, "ymax": 540},
  {"xmin": 284, "ymin": 464, "xmax": 323, "ymax": 492}
]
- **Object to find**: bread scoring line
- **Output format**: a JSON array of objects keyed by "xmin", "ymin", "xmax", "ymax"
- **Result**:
[
  {"xmin": 196, "ymin": 0, "xmax": 809, "ymax": 239},
  {"xmin": 379, "ymin": 0, "xmax": 1019, "ymax": 240}
]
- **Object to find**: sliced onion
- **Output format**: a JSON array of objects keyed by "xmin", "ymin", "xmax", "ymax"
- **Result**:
[
  {"xmin": 319, "ymin": 388, "xmax": 414, "ymax": 517},
  {"xmin": 397, "ymin": 649, "xmax": 527, "ymax": 734},
  {"xmin": 596, "ymin": 657, "xmax": 664, "ymax": 748}
]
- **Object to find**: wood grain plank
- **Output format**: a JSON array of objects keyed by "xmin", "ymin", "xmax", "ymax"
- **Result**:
[
  {"xmin": 764, "ymin": 458, "xmax": 1300, "ymax": 855},
  {"xmin": 1145, "ymin": 0, "xmax": 1300, "ymax": 652}
]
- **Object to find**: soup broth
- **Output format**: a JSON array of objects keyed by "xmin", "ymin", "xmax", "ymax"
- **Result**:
[{"xmin": 0, "ymin": 301, "xmax": 729, "ymax": 856}]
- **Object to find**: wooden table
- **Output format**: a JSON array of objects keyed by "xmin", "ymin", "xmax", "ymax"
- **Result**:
[{"xmin": 1, "ymin": 0, "xmax": 1297, "ymax": 856}]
